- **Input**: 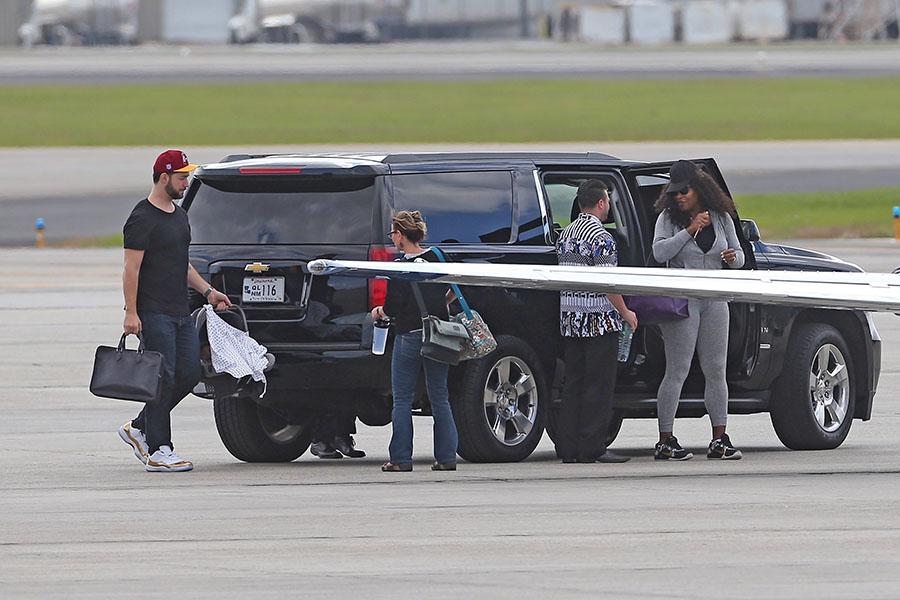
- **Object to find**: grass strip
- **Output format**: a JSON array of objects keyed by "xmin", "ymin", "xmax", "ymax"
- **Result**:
[
  {"xmin": 3, "ymin": 77, "xmax": 900, "ymax": 146},
  {"xmin": 736, "ymin": 187, "xmax": 900, "ymax": 240},
  {"xmin": 53, "ymin": 233, "xmax": 123, "ymax": 248}
]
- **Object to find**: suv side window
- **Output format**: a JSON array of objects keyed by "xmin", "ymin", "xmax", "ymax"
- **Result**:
[
  {"xmin": 542, "ymin": 172, "xmax": 641, "ymax": 266},
  {"xmin": 543, "ymin": 172, "xmax": 624, "ymax": 232},
  {"xmin": 390, "ymin": 171, "xmax": 513, "ymax": 244},
  {"xmin": 544, "ymin": 173, "xmax": 624, "ymax": 229}
]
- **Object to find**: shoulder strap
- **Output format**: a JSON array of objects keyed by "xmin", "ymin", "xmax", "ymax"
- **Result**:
[
  {"xmin": 410, "ymin": 282, "xmax": 429, "ymax": 319},
  {"xmin": 430, "ymin": 247, "xmax": 473, "ymax": 319}
]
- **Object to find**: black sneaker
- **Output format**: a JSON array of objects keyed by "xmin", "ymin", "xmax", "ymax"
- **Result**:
[
  {"xmin": 310, "ymin": 440, "xmax": 342, "ymax": 459},
  {"xmin": 707, "ymin": 433, "xmax": 742, "ymax": 460},
  {"xmin": 654, "ymin": 436, "xmax": 694, "ymax": 461},
  {"xmin": 333, "ymin": 435, "xmax": 366, "ymax": 458}
]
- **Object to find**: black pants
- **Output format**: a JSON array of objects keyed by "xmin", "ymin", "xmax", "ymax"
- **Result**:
[
  {"xmin": 132, "ymin": 312, "xmax": 200, "ymax": 454},
  {"xmin": 312, "ymin": 411, "xmax": 357, "ymax": 443},
  {"xmin": 556, "ymin": 334, "xmax": 618, "ymax": 461}
]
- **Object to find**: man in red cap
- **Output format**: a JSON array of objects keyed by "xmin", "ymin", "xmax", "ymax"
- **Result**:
[{"xmin": 118, "ymin": 150, "xmax": 231, "ymax": 472}]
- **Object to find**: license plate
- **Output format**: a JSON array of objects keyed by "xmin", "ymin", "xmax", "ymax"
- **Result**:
[{"xmin": 242, "ymin": 276, "xmax": 285, "ymax": 303}]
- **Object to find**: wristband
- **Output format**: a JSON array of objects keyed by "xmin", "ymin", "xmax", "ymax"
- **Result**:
[{"xmin": 202, "ymin": 286, "xmax": 214, "ymax": 298}]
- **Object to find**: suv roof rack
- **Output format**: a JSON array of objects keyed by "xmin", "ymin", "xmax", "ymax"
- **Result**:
[{"xmin": 381, "ymin": 151, "xmax": 623, "ymax": 165}]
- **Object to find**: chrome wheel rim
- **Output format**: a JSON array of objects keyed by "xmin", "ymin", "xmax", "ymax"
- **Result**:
[
  {"xmin": 808, "ymin": 343, "xmax": 850, "ymax": 433},
  {"xmin": 483, "ymin": 356, "xmax": 538, "ymax": 446},
  {"xmin": 258, "ymin": 405, "xmax": 303, "ymax": 443}
]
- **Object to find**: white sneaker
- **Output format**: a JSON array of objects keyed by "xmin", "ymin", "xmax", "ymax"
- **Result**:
[
  {"xmin": 145, "ymin": 446, "xmax": 193, "ymax": 472},
  {"xmin": 118, "ymin": 421, "xmax": 149, "ymax": 464}
]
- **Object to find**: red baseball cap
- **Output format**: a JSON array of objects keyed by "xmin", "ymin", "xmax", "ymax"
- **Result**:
[{"xmin": 153, "ymin": 149, "xmax": 197, "ymax": 176}]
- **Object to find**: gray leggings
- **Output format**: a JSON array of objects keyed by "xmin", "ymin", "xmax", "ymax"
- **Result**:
[{"xmin": 656, "ymin": 298, "xmax": 730, "ymax": 432}]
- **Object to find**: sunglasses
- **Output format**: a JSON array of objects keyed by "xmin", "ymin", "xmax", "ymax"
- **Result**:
[
  {"xmin": 668, "ymin": 186, "xmax": 691, "ymax": 197},
  {"xmin": 386, "ymin": 229, "xmax": 400, "ymax": 238}
]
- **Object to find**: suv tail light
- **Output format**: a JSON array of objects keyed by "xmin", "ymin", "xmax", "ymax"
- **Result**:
[{"xmin": 368, "ymin": 245, "xmax": 397, "ymax": 309}]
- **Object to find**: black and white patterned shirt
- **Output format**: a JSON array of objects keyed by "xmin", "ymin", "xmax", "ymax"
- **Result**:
[{"xmin": 556, "ymin": 213, "xmax": 622, "ymax": 337}]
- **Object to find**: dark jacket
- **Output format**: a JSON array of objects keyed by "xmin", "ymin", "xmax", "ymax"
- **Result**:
[{"xmin": 383, "ymin": 248, "xmax": 450, "ymax": 334}]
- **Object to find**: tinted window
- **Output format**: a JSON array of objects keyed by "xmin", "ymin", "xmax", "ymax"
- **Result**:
[
  {"xmin": 187, "ymin": 176, "xmax": 375, "ymax": 244},
  {"xmin": 515, "ymin": 172, "xmax": 548, "ymax": 245},
  {"xmin": 390, "ymin": 171, "xmax": 513, "ymax": 244}
]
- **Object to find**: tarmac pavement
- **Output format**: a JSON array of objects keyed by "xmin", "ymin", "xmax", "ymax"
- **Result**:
[
  {"xmin": 2, "ymin": 243, "xmax": 900, "ymax": 598},
  {"xmin": 3, "ymin": 43, "xmax": 900, "ymax": 84}
]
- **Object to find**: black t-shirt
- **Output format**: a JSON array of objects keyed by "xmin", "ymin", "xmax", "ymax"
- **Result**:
[
  {"xmin": 123, "ymin": 198, "xmax": 191, "ymax": 316},
  {"xmin": 383, "ymin": 249, "xmax": 450, "ymax": 334},
  {"xmin": 695, "ymin": 224, "xmax": 716, "ymax": 254}
]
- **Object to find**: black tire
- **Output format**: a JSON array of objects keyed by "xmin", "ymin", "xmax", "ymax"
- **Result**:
[
  {"xmin": 545, "ymin": 403, "xmax": 624, "ymax": 458},
  {"xmin": 214, "ymin": 394, "xmax": 313, "ymax": 462},
  {"xmin": 770, "ymin": 323, "xmax": 855, "ymax": 450},
  {"xmin": 452, "ymin": 335, "xmax": 546, "ymax": 463}
]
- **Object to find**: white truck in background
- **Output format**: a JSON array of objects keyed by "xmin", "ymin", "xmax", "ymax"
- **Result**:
[
  {"xmin": 228, "ymin": 0, "xmax": 555, "ymax": 43},
  {"xmin": 228, "ymin": 0, "xmax": 399, "ymax": 43},
  {"xmin": 18, "ymin": 0, "xmax": 138, "ymax": 46}
]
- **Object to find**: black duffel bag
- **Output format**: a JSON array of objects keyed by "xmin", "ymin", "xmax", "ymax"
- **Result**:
[{"xmin": 90, "ymin": 333, "xmax": 164, "ymax": 403}]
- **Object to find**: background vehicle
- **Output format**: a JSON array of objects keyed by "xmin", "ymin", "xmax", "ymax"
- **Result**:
[
  {"xmin": 183, "ymin": 152, "xmax": 880, "ymax": 463},
  {"xmin": 228, "ymin": 0, "xmax": 395, "ymax": 44},
  {"xmin": 18, "ymin": 0, "xmax": 137, "ymax": 46}
]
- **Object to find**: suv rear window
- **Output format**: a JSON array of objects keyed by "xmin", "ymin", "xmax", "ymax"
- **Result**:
[
  {"xmin": 390, "ymin": 171, "xmax": 513, "ymax": 244},
  {"xmin": 186, "ymin": 176, "xmax": 376, "ymax": 244}
]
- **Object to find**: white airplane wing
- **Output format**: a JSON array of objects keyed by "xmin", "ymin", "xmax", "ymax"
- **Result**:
[{"xmin": 307, "ymin": 259, "xmax": 900, "ymax": 313}]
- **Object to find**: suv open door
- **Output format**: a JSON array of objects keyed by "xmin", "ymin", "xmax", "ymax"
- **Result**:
[{"xmin": 620, "ymin": 159, "xmax": 762, "ymax": 388}]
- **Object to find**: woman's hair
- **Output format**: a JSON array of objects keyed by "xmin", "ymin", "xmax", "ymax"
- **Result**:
[
  {"xmin": 392, "ymin": 210, "xmax": 427, "ymax": 243},
  {"xmin": 654, "ymin": 167, "xmax": 737, "ymax": 228}
]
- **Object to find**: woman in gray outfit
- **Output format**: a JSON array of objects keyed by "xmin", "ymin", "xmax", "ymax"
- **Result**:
[{"xmin": 651, "ymin": 160, "xmax": 745, "ymax": 461}]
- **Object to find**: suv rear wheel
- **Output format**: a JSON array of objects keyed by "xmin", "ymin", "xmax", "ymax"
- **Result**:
[
  {"xmin": 452, "ymin": 335, "xmax": 546, "ymax": 463},
  {"xmin": 214, "ymin": 394, "xmax": 314, "ymax": 462},
  {"xmin": 770, "ymin": 323, "xmax": 855, "ymax": 450}
]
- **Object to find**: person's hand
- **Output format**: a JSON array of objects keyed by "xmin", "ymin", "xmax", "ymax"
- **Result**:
[
  {"xmin": 622, "ymin": 309, "xmax": 638, "ymax": 332},
  {"xmin": 371, "ymin": 306, "xmax": 386, "ymax": 320},
  {"xmin": 721, "ymin": 248, "xmax": 738, "ymax": 265},
  {"xmin": 688, "ymin": 211, "xmax": 710, "ymax": 235},
  {"xmin": 124, "ymin": 312, "xmax": 142, "ymax": 335},
  {"xmin": 207, "ymin": 289, "xmax": 232, "ymax": 310}
]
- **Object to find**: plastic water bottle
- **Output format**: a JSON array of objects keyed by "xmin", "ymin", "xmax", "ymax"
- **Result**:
[{"xmin": 617, "ymin": 323, "xmax": 633, "ymax": 363}]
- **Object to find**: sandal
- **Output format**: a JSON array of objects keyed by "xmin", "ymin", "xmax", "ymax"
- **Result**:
[
  {"xmin": 431, "ymin": 462, "xmax": 457, "ymax": 471},
  {"xmin": 381, "ymin": 462, "xmax": 413, "ymax": 472}
]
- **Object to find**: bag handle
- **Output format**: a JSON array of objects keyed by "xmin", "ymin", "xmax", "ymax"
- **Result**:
[
  {"xmin": 117, "ymin": 332, "xmax": 145, "ymax": 354},
  {"xmin": 430, "ymin": 247, "xmax": 473, "ymax": 320}
]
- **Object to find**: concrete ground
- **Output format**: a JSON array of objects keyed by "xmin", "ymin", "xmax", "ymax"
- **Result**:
[
  {"xmin": 3, "ymin": 42, "xmax": 900, "ymax": 84},
  {"xmin": 1, "ymin": 242, "xmax": 900, "ymax": 598}
]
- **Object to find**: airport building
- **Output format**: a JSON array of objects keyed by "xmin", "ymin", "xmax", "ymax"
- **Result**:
[{"xmin": 2, "ymin": 0, "xmax": 898, "ymax": 46}]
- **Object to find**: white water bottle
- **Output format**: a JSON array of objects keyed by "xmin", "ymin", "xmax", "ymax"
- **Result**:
[
  {"xmin": 372, "ymin": 318, "xmax": 391, "ymax": 355},
  {"xmin": 617, "ymin": 323, "xmax": 633, "ymax": 363}
]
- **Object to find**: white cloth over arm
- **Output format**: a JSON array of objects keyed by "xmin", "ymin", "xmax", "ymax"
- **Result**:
[{"xmin": 204, "ymin": 305, "xmax": 269, "ymax": 386}]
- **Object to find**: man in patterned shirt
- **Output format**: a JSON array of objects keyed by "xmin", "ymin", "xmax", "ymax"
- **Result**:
[{"xmin": 556, "ymin": 179, "xmax": 638, "ymax": 464}]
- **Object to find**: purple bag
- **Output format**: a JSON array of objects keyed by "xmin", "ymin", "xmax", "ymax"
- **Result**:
[{"xmin": 624, "ymin": 296, "xmax": 689, "ymax": 325}]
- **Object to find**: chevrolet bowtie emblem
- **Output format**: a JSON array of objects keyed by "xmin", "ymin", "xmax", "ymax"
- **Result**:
[{"xmin": 244, "ymin": 262, "xmax": 270, "ymax": 273}]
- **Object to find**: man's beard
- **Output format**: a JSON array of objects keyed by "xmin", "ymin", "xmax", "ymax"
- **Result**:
[{"xmin": 165, "ymin": 181, "xmax": 183, "ymax": 200}]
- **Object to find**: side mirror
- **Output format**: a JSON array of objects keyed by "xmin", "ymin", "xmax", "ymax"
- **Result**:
[{"xmin": 741, "ymin": 219, "xmax": 760, "ymax": 242}]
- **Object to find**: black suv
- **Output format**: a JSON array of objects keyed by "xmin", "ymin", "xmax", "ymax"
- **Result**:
[{"xmin": 182, "ymin": 152, "xmax": 880, "ymax": 463}]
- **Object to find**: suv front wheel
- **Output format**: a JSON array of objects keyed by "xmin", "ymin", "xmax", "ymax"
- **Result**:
[
  {"xmin": 452, "ymin": 335, "xmax": 546, "ymax": 463},
  {"xmin": 214, "ymin": 394, "xmax": 314, "ymax": 462},
  {"xmin": 770, "ymin": 323, "xmax": 855, "ymax": 450}
]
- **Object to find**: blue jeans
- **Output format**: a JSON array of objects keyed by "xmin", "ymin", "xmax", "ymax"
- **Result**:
[
  {"xmin": 390, "ymin": 332, "xmax": 458, "ymax": 465},
  {"xmin": 132, "ymin": 312, "xmax": 200, "ymax": 453}
]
